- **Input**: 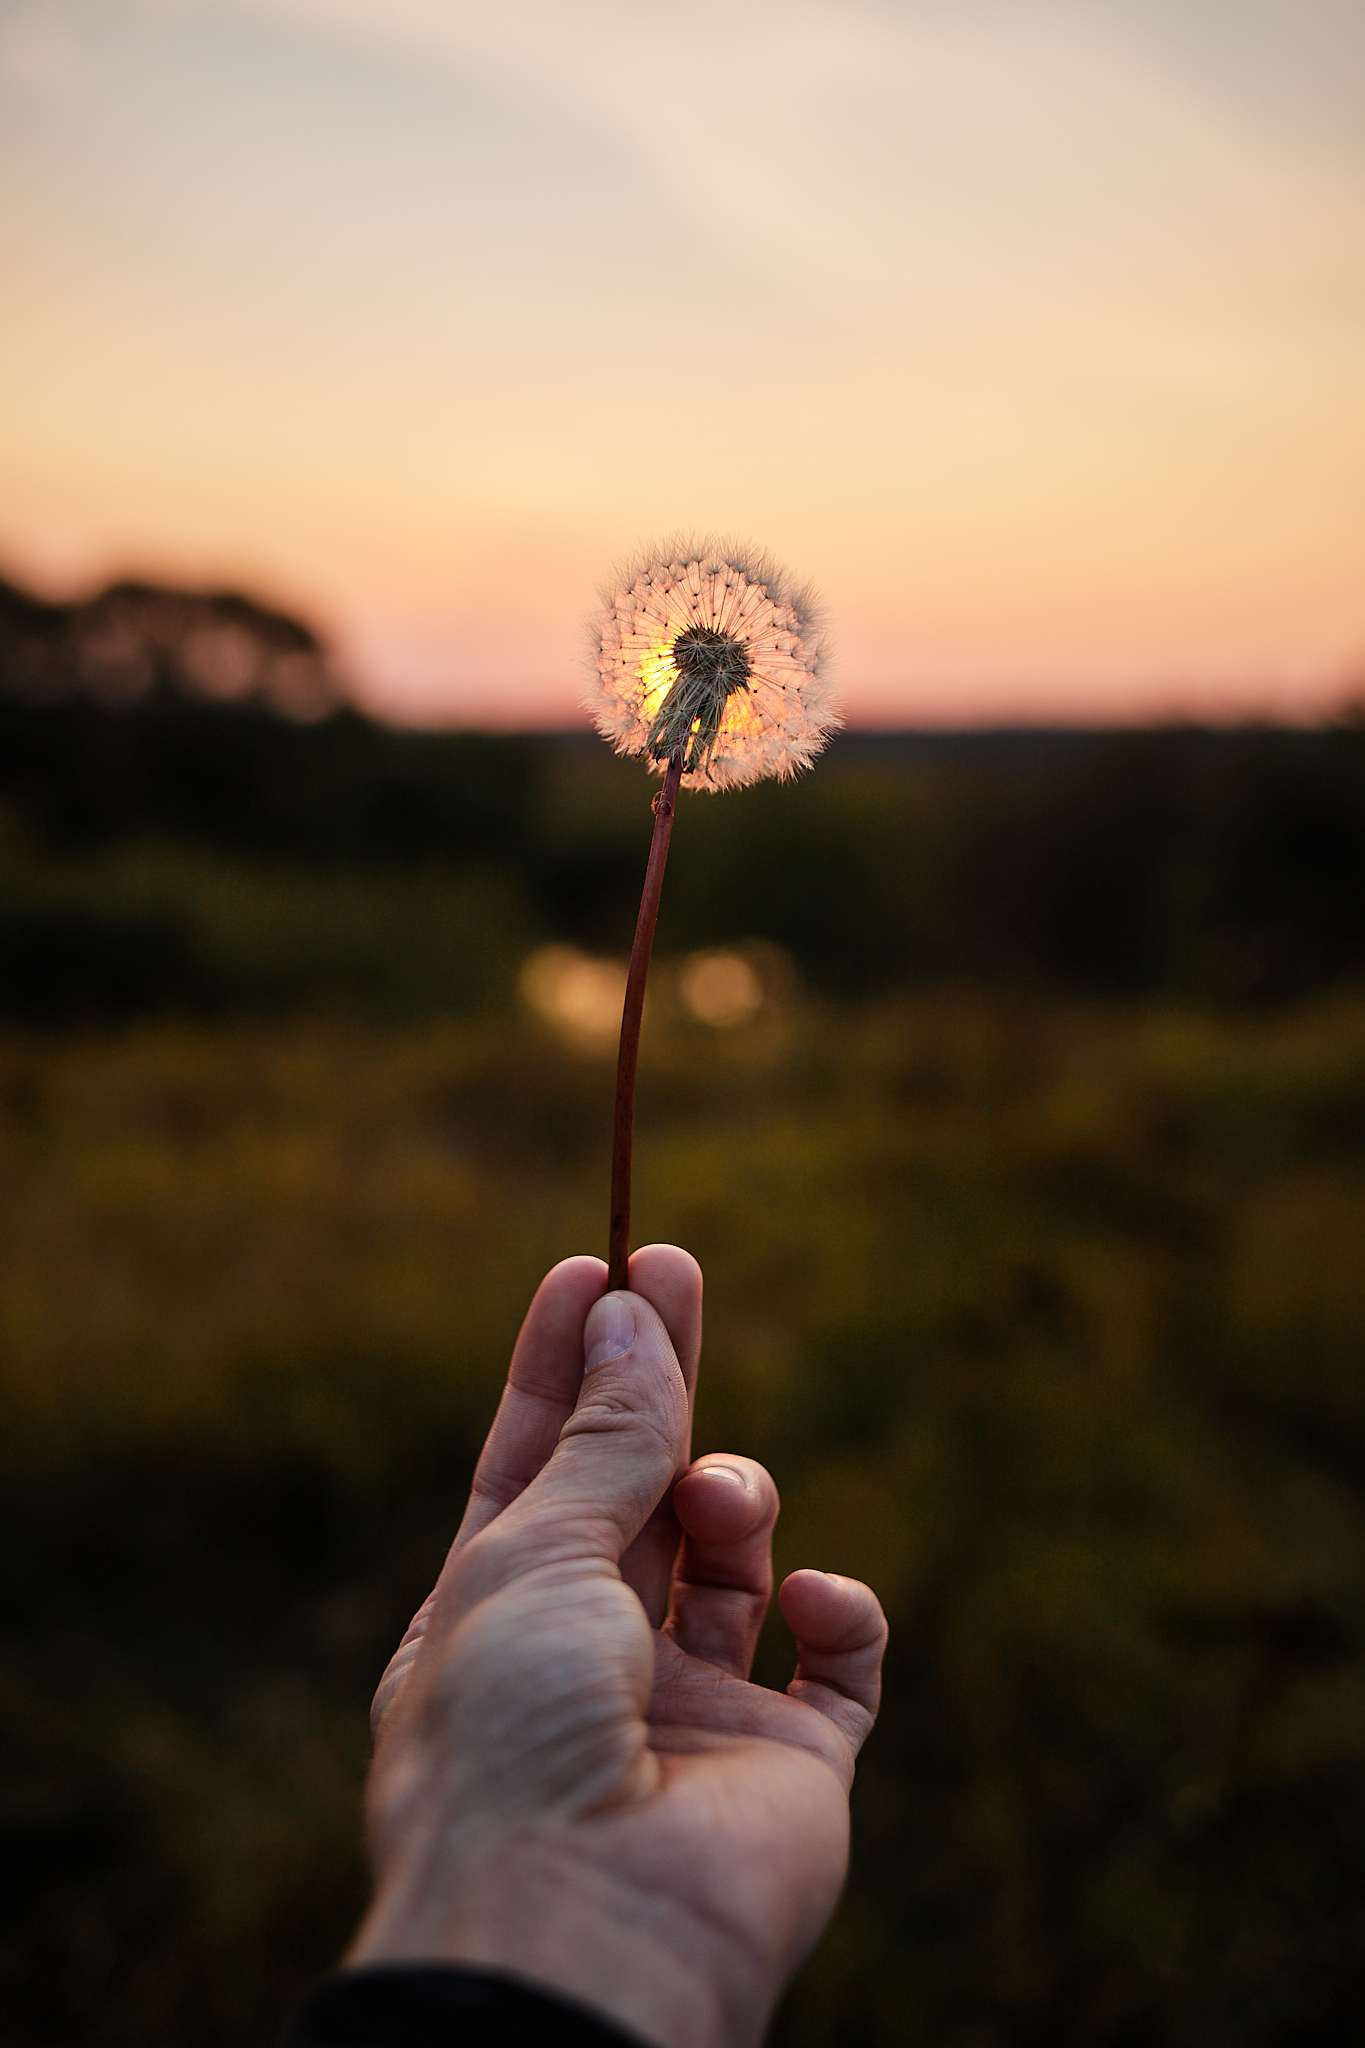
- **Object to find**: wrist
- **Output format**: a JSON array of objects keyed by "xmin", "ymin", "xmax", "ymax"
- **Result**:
[{"xmin": 346, "ymin": 1833, "xmax": 767, "ymax": 2048}]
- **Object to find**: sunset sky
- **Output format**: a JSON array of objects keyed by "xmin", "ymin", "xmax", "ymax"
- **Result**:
[{"xmin": 1, "ymin": 0, "xmax": 1362, "ymax": 726}]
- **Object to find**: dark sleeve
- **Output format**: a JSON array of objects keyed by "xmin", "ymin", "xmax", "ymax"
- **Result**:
[{"xmin": 281, "ymin": 1965, "xmax": 651, "ymax": 2048}]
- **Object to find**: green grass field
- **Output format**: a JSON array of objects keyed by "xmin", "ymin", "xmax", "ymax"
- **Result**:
[{"xmin": 3, "ymin": 986, "xmax": 1363, "ymax": 2046}]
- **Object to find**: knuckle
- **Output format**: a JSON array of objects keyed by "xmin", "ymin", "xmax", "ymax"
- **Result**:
[{"xmin": 560, "ymin": 1394, "xmax": 678, "ymax": 1465}]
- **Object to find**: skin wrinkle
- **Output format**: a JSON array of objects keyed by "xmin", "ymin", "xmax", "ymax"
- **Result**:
[
  {"xmin": 649, "ymin": 1675, "xmax": 857, "ymax": 1786},
  {"xmin": 646, "ymin": 1652, "xmax": 810, "ymax": 1749},
  {"xmin": 565, "ymin": 1384, "xmax": 684, "ymax": 1443},
  {"xmin": 671, "ymin": 1571, "xmax": 769, "ymax": 1607},
  {"xmin": 414, "ymin": 1600, "xmax": 653, "ymax": 1815},
  {"xmin": 667, "ymin": 1581, "xmax": 767, "ymax": 1617},
  {"xmin": 784, "ymin": 1682, "xmax": 874, "ymax": 1762},
  {"xmin": 579, "ymin": 1826, "xmax": 766, "ymax": 1988},
  {"xmin": 433, "ymin": 1536, "xmax": 627, "ymax": 1636},
  {"xmin": 441, "ymin": 1826, "xmax": 751, "ymax": 2037},
  {"xmin": 557, "ymin": 1406, "xmax": 688, "ymax": 1532},
  {"xmin": 664, "ymin": 1586, "xmax": 770, "ymax": 1674}
]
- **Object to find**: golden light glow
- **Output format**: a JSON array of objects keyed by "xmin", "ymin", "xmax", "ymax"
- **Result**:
[
  {"xmin": 519, "ymin": 945, "xmax": 627, "ymax": 1049},
  {"xmin": 679, "ymin": 950, "xmax": 764, "ymax": 1028},
  {"xmin": 718, "ymin": 691, "xmax": 764, "ymax": 747},
  {"xmin": 637, "ymin": 643, "xmax": 679, "ymax": 721}
]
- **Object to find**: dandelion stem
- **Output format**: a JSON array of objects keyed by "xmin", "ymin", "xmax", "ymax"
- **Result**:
[{"xmin": 608, "ymin": 751, "xmax": 683, "ymax": 1292}]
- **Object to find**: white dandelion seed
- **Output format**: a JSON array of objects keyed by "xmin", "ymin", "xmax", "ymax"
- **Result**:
[{"xmin": 586, "ymin": 535, "xmax": 840, "ymax": 790}]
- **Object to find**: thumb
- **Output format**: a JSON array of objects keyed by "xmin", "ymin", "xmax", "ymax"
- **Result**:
[
  {"xmin": 536, "ymin": 1288, "xmax": 690, "ymax": 1551},
  {"xmin": 373, "ymin": 1290, "xmax": 689, "ymax": 1727},
  {"xmin": 477, "ymin": 1289, "xmax": 689, "ymax": 1576}
]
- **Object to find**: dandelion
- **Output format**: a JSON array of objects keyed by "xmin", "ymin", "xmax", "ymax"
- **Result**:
[
  {"xmin": 587, "ymin": 536, "xmax": 839, "ymax": 1286},
  {"xmin": 589, "ymin": 536, "xmax": 838, "ymax": 791}
]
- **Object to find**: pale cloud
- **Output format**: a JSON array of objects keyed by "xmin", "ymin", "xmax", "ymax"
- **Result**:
[{"xmin": 183, "ymin": 0, "xmax": 1365, "ymax": 305}]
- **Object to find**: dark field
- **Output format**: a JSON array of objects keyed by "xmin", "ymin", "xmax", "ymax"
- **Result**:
[{"xmin": 2, "ymin": 579, "xmax": 1364, "ymax": 2045}]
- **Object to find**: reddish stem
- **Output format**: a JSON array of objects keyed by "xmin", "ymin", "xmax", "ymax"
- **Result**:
[{"xmin": 608, "ymin": 752, "xmax": 683, "ymax": 1291}]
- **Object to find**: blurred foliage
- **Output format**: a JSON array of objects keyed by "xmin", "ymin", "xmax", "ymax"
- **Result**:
[
  {"xmin": 2, "ymin": 577, "xmax": 1363, "ymax": 2044},
  {"xmin": 2, "ymin": 1002, "xmax": 1363, "ymax": 2046}
]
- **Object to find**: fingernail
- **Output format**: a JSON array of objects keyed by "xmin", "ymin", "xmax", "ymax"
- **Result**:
[
  {"xmin": 584, "ymin": 1294, "xmax": 636, "ymax": 1373},
  {"xmin": 701, "ymin": 1464, "xmax": 748, "ymax": 1491}
]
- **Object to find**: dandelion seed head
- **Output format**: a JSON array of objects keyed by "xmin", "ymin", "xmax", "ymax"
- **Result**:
[{"xmin": 586, "ymin": 535, "xmax": 840, "ymax": 790}]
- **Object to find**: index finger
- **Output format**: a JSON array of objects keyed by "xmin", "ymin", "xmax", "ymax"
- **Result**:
[{"xmin": 452, "ymin": 1254, "xmax": 606, "ymax": 1550}]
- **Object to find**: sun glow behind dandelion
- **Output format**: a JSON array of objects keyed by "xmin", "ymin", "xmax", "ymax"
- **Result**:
[
  {"xmin": 637, "ymin": 643, "xmax": 679, "ymax": 721},
  {"xmin": 589, "ymin": 539, "xmax": 839, "ymax": 790}
]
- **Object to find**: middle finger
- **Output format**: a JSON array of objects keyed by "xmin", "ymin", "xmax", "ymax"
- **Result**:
[{"xmin": 662, "ymin": 1453, "xmax": 778, "ymax": 1678}]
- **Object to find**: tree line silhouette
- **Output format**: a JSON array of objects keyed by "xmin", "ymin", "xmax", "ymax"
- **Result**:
[{"xmin": 3, "ymin": 570, "xmax": 1362, "ymax": 1022}]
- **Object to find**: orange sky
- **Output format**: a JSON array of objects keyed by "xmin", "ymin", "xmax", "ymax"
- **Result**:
[{"xmin": 1, "ymin": 0, "xmax": 1362, "ymax": 726}]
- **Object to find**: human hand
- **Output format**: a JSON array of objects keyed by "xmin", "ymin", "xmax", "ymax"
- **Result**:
[{"xmin": 346, "ymin": 1246, "xmax": 886, "ymax": 2048}]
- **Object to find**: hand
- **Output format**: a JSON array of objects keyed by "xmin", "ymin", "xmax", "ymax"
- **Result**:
[{"xmin": 347, "ymin": 1246, "xmax": 887, "ymax": 2048}]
